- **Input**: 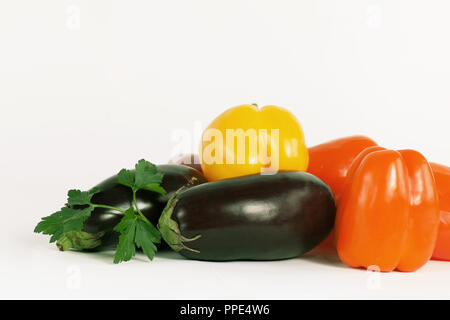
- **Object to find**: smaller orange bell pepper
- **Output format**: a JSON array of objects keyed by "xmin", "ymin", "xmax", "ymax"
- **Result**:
[
  {"xmin": 308, "ymin": 136, "xmax": 377, "ymax": 204},
  {"xmin": 308, "ymin": 136, "xmax": 378, "ymax": 249},
  {"xmin": 430, "ymin": 162, "xmax": 450, "ymax": 261},
  {"xmin": 334, "ymin": 146, "xmax": 440, "ymax": 272}
]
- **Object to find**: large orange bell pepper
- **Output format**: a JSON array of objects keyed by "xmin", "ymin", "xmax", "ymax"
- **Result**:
[
  {"xmin": 308, "ymin": 136, "xmax": 450, "ymax": 263},
  {"xmin": 334, "ymin": 146, "xmax": 440, "ymax": 272}
]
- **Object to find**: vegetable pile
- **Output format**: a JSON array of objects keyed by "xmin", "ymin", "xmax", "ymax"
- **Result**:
[{"xmin": 35, "ymin": 104, "xmax": 450, "ymax": 272}]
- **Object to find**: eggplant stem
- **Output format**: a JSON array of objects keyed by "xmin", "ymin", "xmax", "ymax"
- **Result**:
[
  {"xmin": 180, "ymin": 244, "xmax": 200, "ymax": 253},
  {"xmin": 167, "ymin": 197, "xmax": 179, "ymax": 211},
  {"xmin": 180, "ymin": 234, "xmax": 202, "ymax": 242},
  {"xmin": 158, "ymin": 182, "xmax": 202, "ymax": 254},
  {"xmin": 186, "ymin": 176, "xmax": 198, "ymax": 186},
  {"xmin": 168, "ymin": 226, "xmax": 201, "ymax": 252}
]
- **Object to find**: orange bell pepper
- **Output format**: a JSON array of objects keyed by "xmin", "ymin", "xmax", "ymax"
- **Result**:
[
  {"xmin": 334, "ymin": 146, "xmax": 440, "ymax": 272},
  {"xmin": 307, "ymin": 136, "xmax": 378, "ymax": 249},
  {"xmin": 308, "ymin": 136, "xmax": 378, "ymax": 204},
  {"xmin": 430, "ymin": 162, "xmax": 450, "ymax": 261},
  {"xmin": 308, "ymin": 136, "xmax": 450, "ymax": 264}
]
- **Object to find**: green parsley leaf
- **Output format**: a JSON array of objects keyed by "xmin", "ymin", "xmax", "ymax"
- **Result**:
[
  {"xmin": 67, "ymin": 187, "xmax": 101, "ymax": 206},
  {"xmin": 117, "ymin": 159, "xmax": 166, "ymax": 195},
  {"xmin": 113, "ymin": 208, "xmax": 162, "ymax": 263},
  {"xmin": 138, "ymin": 217, "xmax": 161, "ymax": 242},
  {"xmin": 117, "ymin": 169, "xmax": 134, "ymax": 188},
  {"xmin": 134, "ymin": 159, "xmax": 164, "ymax": 189},
  {"xmin": 135, "ymin": 219, "xmax": 160, "ymax": 261},
  {"xmin": 139, "ymin": 183, "xmax": 167, "ymax": 195},
  {"xmin": 113, "ymin": 208, "xmax": 138, "ymax": 264},
  {"xmin": 34, "ymin": 206, "xmax": 94, "ymax": 243}
]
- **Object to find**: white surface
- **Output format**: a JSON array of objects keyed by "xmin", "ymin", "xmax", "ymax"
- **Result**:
[
  {"xmin": 4, "ymin": 242, "xmax": 450, "ymax": 299},
  {"xmin": 1, "ymin": 0, "xmax": 450, "ymax": 299}
]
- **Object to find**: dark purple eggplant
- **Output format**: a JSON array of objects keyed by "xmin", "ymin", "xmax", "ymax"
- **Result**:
[
  {"xmin": 59, "ymin": 164, "xmax": 207, "ymax": 251},
  {"xmin": 158, "ymin": 171, "xmax": 336, "ymax": 261}
]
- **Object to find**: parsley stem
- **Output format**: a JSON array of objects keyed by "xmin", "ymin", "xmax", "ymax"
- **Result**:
[
  {"xmin": 91, "ymin": 204, "xmax": 126, "ymax": 214},
  {"xmin": 132, "ymin": 190, "xmax": 152, "ymax": 225}
]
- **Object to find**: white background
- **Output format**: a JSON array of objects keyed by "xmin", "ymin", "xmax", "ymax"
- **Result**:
[{"xmin": 1, "ymin": 0, "xmax": 450, "ymax": 299}]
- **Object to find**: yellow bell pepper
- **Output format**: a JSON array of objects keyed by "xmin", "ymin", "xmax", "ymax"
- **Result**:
[{"xmin": 199, "ymin": 104, "xmax": 308, "ymax": 181}]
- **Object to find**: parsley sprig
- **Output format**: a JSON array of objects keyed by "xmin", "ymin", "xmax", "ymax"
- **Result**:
[{"xmin": 34, "ymin": 159, "xmax": 166, "ymax": 263}]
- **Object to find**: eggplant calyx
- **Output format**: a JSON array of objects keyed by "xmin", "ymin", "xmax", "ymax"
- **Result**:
[
  {"xmin": 56, "ymin": 231, "xmax": 105, "ymax": 251},
  {"xmin": 158, "ymin": 193, "xmax": 201, "ymax": 254}
]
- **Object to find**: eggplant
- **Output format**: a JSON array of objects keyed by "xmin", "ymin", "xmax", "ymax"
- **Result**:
[
  {"xmin": 158, "ymin": 171, "xmax": 336, "ymax": 261},
  {"xmin": 58, "ymin": 164, "xmax": 207, "ymax": 251}
]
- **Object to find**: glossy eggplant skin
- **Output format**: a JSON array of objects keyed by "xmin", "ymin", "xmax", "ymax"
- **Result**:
[
  {"xmin": 80, "ymin": 164, "xmax": 207, "ymax": 250},
  {"xmin": 161, "ymin": 171, "xmax": 336, "ymax": 261}
]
